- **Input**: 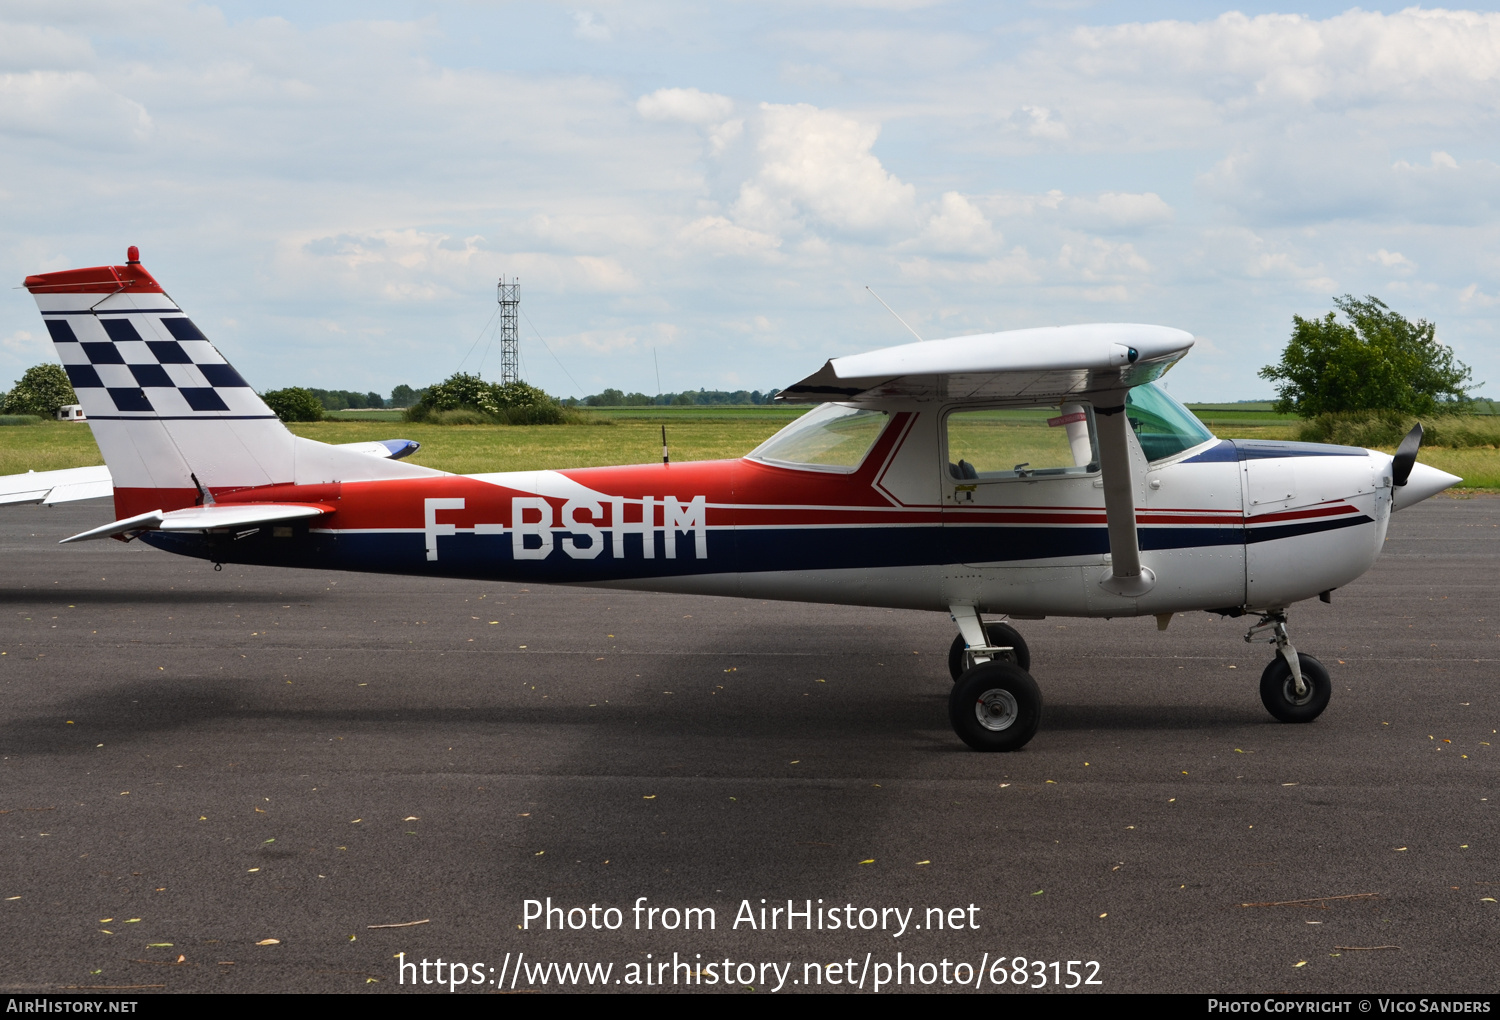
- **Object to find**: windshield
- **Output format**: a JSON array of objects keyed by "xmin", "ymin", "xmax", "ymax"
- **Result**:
[
  {"xmin": 1125, "ymin": 383, "xmax": 1215, "ymax": 462},
  {"xmin": 748, "ymin": 404, "xmax": 890, "ymax": 472}
]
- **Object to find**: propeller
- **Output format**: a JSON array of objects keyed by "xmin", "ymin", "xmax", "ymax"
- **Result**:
[{"xmin": 1392, "ymin": 423, "xmax": 1423, "ymax": 487}]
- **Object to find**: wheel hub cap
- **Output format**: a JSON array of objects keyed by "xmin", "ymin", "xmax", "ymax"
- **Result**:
[
  {"xmin": 1282, "ymin": 679, "xmax": 1313, "ymax": 706},
  {"xmin": 975, "ymin": 689, "xmax": 1018, "ymax": 731}
]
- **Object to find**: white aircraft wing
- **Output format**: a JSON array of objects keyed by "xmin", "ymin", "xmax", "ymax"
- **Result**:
[
  {"xmin": 330, "ymin": 439, "xmax": 422, "ymax": 460},
  {"xmin": 777, "ymin": 323, "xmax": 1194, "ymax": 404},
  {"xmin": 0, "ymin": 465, "xmax": 113, "ymax": 506},
  {"xmin": 0, "ymin": 439, "xmax": 420, "ymax": 507}
]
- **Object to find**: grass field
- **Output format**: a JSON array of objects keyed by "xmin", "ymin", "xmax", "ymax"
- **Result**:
[
  {"xmin": 0, "ymin": 422, "xmax": 107, "ymax": 474},
  {"xmin": 2, "ymin": 408, "xmax": 1494, "ymax": 488},
  {"xmin": 292, "ymin": 419, "xmax": 799, "ymax": 473},
  {"xmin": 0, "ymin": 416, "xmax": 803, "ymax": 477}
]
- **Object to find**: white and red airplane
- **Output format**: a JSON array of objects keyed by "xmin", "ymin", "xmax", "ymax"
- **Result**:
[{"xmin": 17, "ymin": 248, "xmax": 1460, "ymax": 751}]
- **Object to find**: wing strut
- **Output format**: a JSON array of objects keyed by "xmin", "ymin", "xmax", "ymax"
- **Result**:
[{"xmin": 1094, "ymin": 395, "xmax": 1156, "ymax": 596}]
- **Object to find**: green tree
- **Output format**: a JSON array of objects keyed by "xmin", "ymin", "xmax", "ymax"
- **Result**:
[
  {"xmin": 389, "ymin": 384, "xmax": 417, "ymax": 407},
  {"xmin": 262, "ymin": 387, "xmax": 325, "ymax": 422},
  {"xmin": 2, "ymin": 363, "xmax": 77, "ymax": 417},
  {"xmin": 1260, "ymin": 295, "xmax": 1474, "ymax": 416}
]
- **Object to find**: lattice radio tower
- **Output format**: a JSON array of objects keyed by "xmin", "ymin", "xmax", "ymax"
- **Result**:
[{"xmin": 497, "ymin": 276, "xmax": 520, "ymax": 385}]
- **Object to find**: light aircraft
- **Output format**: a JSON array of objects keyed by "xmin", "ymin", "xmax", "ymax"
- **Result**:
[{"xmin": 18, "ymin": 248, "xmax": 1460, "ymax": 751}]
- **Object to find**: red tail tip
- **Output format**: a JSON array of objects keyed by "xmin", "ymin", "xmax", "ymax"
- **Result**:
[{"xmin": 126, "ymin": 246, "xmax": 140, "ymax": 264}]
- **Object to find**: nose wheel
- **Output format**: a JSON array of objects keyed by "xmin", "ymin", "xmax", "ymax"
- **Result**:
[
  {"xmin": 1247, "ymin": 611, "xmax": 1331, "ymax": 723},
  {"xmin": 1259, "ymin": 653, "xmax": 1331, "ymax": 722}
]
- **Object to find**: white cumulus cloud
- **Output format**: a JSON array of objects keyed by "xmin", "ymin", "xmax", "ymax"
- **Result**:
[
  {"xmin": 731, "ymin": 102, "xmax": 917, "ymax": 237},
  {"xmin": 637, "ymin": 87, "xmax": 734, "ymax": 125}
]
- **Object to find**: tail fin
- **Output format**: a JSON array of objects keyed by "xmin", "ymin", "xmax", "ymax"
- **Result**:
[{"xmin": 24, "ymin": 247, "xmax": 440, "ymax": 519}]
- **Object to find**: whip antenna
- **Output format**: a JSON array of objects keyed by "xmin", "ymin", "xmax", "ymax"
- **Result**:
[{"xmin": 865, "ymin": 286, "xmax": 925, "ymax": 342}]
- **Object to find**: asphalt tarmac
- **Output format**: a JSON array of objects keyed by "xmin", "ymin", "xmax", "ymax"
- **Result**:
[{"xmin": 0, "ymin": 495, "xmax": 1494, "ymax": 995}]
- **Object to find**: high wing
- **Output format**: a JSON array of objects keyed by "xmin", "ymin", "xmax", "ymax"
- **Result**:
[
  {"xmin": 781, "ymin": 323, "xmax": 1196, "ymax": 596},
  {"xmin": 778, "ymin": 323, "xmax": 1194, "ymax": 404},
  {"xmin": 0, "ymin": 465, "xmax": 113, "ymax": 506},
  {"xmin": 331, "ymin": 439, "xmax": 422, "ymax": 460}
]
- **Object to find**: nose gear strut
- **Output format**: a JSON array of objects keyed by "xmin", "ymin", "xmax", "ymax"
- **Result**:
[{"xmin": 1245, "ymin": 610, "xmax": 1305, "ymax": 697}]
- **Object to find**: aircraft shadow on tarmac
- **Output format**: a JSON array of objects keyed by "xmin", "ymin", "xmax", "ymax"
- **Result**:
[
  {"xmin": 1, "ymin": 677, "xmax": 1269, "ymax": 757},
  {"xmin": 0, "ymin": 588, "xmax": 320, "ymax": 606},
  {"xmin": 1040, "ymin": 701, "xmax": 1270, "ymax": 732}
]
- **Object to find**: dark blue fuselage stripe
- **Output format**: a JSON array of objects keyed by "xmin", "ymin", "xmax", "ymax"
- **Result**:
[
  {"xmin": 1246, "ymin": 515, "xmax": 1375, "ymax": 544},
  {"xmin": 44, "ymin": 309, "xmax": 182, "ymax": 316},
  {"xmin": 143, "ymin": 514, "xmax": 1375, "ymax": 581},
  {"xmin": 82, "ymin": 414, "xmax": 279, "ymax": 421}
]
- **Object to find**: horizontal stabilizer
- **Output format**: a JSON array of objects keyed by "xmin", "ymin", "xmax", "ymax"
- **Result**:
[{"xmin": 60, "ymin": 502, "xmax": 330, "ymax": 544}]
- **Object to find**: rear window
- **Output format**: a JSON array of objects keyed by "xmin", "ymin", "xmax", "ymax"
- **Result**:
[{"xmin": 748, "ymin": 404, "xmax": 890, "ymax": 472}]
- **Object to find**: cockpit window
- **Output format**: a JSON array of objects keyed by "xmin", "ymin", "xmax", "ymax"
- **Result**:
[
  {"xmin": 748, "ymin": 403, "xmax": 890, "ymax": 472},
  {"xmin": 1125, "ymin": 383, "xmax": 1215, "ymax": 462}
]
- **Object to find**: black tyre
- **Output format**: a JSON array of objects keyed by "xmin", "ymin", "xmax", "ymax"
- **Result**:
[
  {"xmin": 1259, "ymin": 652, "xmax": 1331, "ymax": 723},
  {"xmin": 948, "ymin": 661, "xmax": 1042, "ymax": 752},
  {"xmin": 948, "ymin": 621, "xmax": 1030, "ymax": 680}
]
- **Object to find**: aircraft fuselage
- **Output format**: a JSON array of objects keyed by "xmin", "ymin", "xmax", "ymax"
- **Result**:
[{"xmin": 144, "ymin": 404, "xmax": 1394, "ymax": 619}]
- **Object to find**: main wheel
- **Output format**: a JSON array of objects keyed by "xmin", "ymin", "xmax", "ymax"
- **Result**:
[
  {"xmin": 1259, "ymin": 652, "xmax": 1331, "ymax": 723},
  {"xmin": 948, "ymin": 661, "xmax": 1042, "ymax": 752},
  {"xmin": 947, "ymin": 621, "xmax": 1030, "ymax": 681}
]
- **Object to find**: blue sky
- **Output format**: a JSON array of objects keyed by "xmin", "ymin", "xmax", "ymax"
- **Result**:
[{"xmin": 3, "ymin": 1, "xmax": 1498, "ymax": 401}]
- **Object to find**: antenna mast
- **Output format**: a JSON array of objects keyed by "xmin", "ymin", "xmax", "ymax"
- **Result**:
[{"xmin": 497, "ymin": 276, "xmax": 520, "ymax": 384}]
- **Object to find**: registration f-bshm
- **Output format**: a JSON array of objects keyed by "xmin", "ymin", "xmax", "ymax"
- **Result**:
[{"xmin": 21, "ymin": 249, "xmax": 1460, "ymax": 751}]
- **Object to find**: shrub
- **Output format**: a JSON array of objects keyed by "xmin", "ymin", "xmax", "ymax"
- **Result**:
[
  {"xmin": 1298, "ymin": 410, "xmax": 1500, "ymax": 448},
  {"xmin": 2, "ymin": 364, "xmax": 77, "ymax": 417},
  {"xmin": 0, "ymin": 414, "xmax": 42, "ymax": 426},
  {"xmin": 262, "ymin": 387, "xmax": 325, "ymax": 422},
  {"xmin": 429, "ymin": 408, "xmax": 493, "ymax": 426},
  {"xmin": 404, "ymin": 373, "xmax": 571, "ymax": 425}
]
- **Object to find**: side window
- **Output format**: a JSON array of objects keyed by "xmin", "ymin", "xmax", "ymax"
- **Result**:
[{"xmin": 945, "ymin": 403, "xmax": 1098, "ymax": 480}]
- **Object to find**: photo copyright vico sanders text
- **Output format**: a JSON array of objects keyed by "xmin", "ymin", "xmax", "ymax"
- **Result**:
[{"xmin": 393, "ymin": 897, "xmax": 1105, "ymax": 991}]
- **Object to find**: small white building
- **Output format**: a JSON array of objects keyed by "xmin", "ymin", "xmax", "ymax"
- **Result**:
[{"xmin": 56, "ymin": 404, "xmax": 86, "ymax": 422}]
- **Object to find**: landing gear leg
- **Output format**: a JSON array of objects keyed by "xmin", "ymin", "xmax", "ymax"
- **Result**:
[
  {"xmin": 947, "ymin": 605, "xmax": 1041, "ymax": 750},
  {"xmin": 947, "ymin": 605, "xmax": 1031, "ymax": 680},
  {"xmin": 1246, "ymin": 610, "xmax": 1331, "ymax": 723}
]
